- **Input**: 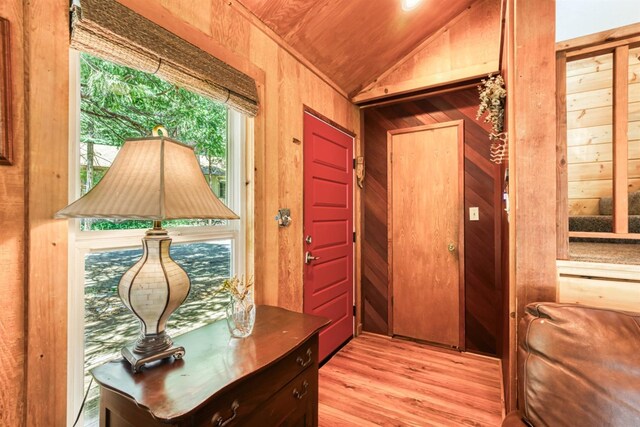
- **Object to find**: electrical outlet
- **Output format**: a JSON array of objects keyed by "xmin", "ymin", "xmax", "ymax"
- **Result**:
[{"xmin": 469, "ymin": 207, "xmax": 480, "ymax": 221}]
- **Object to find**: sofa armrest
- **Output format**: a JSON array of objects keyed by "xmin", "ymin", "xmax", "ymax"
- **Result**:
[{"xmin": 502, "ymin": 411, "xmax": 528, "ymax": 427}]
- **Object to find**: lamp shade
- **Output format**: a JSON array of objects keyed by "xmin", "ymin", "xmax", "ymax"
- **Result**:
[{"xmin": 55, "ymin": 136, "xmax": 239, "ymax": 220}]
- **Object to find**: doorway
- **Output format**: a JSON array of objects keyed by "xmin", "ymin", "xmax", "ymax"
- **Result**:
[
  {"xmin": 388, "ymin": 121, "xmax": 465, "ymax": 349},
  {"xmin": 303, "ymin": 111, "xmax": 354, "ymax": 362}
]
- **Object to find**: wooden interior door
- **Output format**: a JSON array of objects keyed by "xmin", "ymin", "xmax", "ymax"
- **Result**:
[
  {"xmin": 303, "ymin": 112, "xmax": 354, "ymax": 362},
  {"xmin": 388, "ymin": 121, "xmax": 464, "ymax": 348}
]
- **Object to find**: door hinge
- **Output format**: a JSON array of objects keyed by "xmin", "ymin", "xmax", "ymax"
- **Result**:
[
  {"xmin": 353, "ymin": 158, "xmax": 356, "ymax": 169},
  {"xmin": 353, "ymin": 231, "xmax": 356, "ymax": 242},
  {"xmin": 353, "ymin": 305, "xmax": 356, "ymax": 316}
]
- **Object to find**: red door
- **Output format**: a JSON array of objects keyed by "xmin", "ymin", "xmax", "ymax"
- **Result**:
[{"xmin": 303, "ymin": 112, "xmax": 354, "ymax": 362}]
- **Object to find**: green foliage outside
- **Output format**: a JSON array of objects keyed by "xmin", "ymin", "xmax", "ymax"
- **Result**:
[{"xmin": 79, "ymin": 53, "xmax": 228, "ymax": 230}]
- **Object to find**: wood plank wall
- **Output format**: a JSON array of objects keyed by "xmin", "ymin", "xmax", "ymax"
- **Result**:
[
  {"xmin": 566, "ymin": 49, "xmax": 640, "ymax": 215},
  {"xmin": 118, "ymin": 0, "xmax": 361, "ymax": 314},
  {"xmin": 0, "ymin": 0, "xmax": 26, "ymax": 425},
  {"xmin": 362, "ymin": 88, "xmax": 503, "ymax": 355},
  {"xmin": 25, "ymin": 1, "xmax": 70, "ymax": 425},
  {"xmin": 0, "ymin": 1, "xmax": 360, "ymax": 425},
  {"xmin": 353, "ymin": 0, "xmax": 501, "ymax": 104}
]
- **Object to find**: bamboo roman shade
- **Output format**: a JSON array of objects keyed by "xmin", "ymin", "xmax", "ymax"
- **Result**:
[{"xmin": 70, "ymin": 0, "xmax": 259, "ymax": 116}]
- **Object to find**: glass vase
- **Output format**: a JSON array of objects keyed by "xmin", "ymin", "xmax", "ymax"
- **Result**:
[{"xmin": 225, "ymin": 293, "xmax": 255, "ymax": 338}]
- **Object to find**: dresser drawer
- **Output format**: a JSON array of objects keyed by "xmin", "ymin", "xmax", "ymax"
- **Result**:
[
  {"xmin": 192, "ymin": 335, "xmax": 318, "ymax": 426},
  {"xmin": 243, "ymin": 367, "xmax": 317, "ymax": 427}
]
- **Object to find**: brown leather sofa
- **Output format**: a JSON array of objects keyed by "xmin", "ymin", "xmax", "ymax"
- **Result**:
[{"xmin": 503, "ymin": 302, "xmax": 640, "ymax": 427}]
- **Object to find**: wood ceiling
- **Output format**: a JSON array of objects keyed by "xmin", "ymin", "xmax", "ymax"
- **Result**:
[{"xmin": 237, "ymin": 0, "xmax": 476, "ymax": 97}]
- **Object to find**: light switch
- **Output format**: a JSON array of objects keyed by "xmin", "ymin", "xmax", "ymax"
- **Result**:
[{"xmin": 469, "ymin": 207, "xmax": 480, "ymax": 221}]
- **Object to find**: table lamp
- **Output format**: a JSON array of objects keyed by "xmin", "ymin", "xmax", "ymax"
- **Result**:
[{"xmin": 56, "ymin": 129, "xmax": 239, "ymax": 372}]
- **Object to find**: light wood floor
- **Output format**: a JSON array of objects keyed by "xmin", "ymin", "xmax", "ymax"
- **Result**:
[{"xmin": 318, "ymin": 333, "xmax": 504, "ymax": 427}]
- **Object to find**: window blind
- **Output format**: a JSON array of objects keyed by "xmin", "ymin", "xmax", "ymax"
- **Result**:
[{"xmin": 70, "ymin": 0, "xmax": 259, "ymax": 117}]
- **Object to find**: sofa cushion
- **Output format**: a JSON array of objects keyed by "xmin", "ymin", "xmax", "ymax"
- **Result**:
[{"xmin": 518, "ymin": 303, "xmax": 640, "ymax": 427}]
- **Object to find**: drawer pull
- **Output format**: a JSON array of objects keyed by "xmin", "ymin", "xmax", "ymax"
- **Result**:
[
  {"xmin": 296, "ymin": 348, "xmax": 312, "ymax": 368},
  {"xmin": 293, "ymin": 380, "xmax": 309, "ymax": 400},
  {"xmin": 211, "ymin": 400, "xmax": 239, "ymax": 426}
]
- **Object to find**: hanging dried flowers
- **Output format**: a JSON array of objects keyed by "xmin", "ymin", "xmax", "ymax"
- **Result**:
[
  {"xmin": 476, "ymin": 74, "xmax": 508, "ymax": 164},
  {"xmin": 477, "ymin": 74, "xmax": 506, "ymax": 137}
]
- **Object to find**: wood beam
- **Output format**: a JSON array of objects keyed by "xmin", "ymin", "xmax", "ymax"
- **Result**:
[
  {"xmin": 508, "ymin": 0, "xmax": 557, "ymax": 312},
  {"xmin": 506, "ymin": 0, "xmax": 556, "ymax": 411},
  {"xmin": 556, "ymin": 21, "xmax": 640, "ymax": 52},
  {"xmin": 568, "ymin": 231, "xmax": 640, "ymax": 240},
  {"xmin": 556, "ymin": 52, "xmax": 569, "ymax": 260},
  {"xmin": 352, "ymin": 65, "xmax": 498, "ymax": 104},
  {"xmin": 565, "ymin": 35, "xmax": 640, "ymax": 60},
  {"xmin": 613, "ymin": 45, "xmax": 629, "ymax": 234},
  {"xmin": 25, "ymin": 0, "xmax": 69, "ymax": 425}
]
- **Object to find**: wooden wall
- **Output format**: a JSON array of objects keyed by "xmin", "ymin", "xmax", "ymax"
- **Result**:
[
  {"xmin": 566, "ymin": 48, "xmax": 640, "ymax": 215},
  {"xmin": 118, "ymin": 0, "xmax": 361, "ymax": 312},
  {"xmin": 362, "ymin": 88, "xmax": 503, "ymax": 355},
  {"xmin": 0, "ymin": 0, "xmax": 26, "ymax": 425},
  {"xmin": 353, "ymin": 0, "xmax": 501, "ymax": 104},
  {"xmin": 557, "ymin": 260, "xmax": 640, "ymax": 312},
  {"xmin": 0, "ymin": 1, "xmax": 360, "ymax": 425}
]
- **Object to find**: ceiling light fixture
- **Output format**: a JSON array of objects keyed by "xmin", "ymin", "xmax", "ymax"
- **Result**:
[{"xmin": 402, "ymin": 0, "xmax": 422, "ymax": 11}]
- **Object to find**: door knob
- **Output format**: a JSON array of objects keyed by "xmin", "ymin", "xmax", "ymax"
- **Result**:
[
  {"xmin": 305, "ymin": 251, "xmax": 320, "ymax": 264},
  {"xmin": 448, "ymin": 243, "xmax": 456, "ymax": 253}
]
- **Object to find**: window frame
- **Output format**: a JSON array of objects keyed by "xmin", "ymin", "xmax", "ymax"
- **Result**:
[{"xmin": 66, "ymin": 49, "xmax": 247, "ymax": 425}]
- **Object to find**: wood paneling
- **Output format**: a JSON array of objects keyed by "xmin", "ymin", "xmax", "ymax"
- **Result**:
[
  {"xmin": 564, "ymin": 43, "xmax": 640, "ymax": 217},
  {"xmin": 557, "ymin": 260, "xmax": 640, "ymax": 312},
  {"xmin": 25, "ymin": 1, "xmax": 70, "ymax": 425},
  {"xmin": 362, "ymin": 88, "xmax": 503, "ymax": 355},
  {"xmin": 237, "ymin": 0, "xmax": 476, "ymax": 97},
  {"xmin": 1, "ymin": 1, "xmax": 360, "ymax": 425},
  {"xmin": 566, "ymin": 63, "xmax": 639, "ymax": 94},
  {"xmin": 353, "ymin": 0, "xmax": 502, "ymax": 103},
  {"xmin": 0, "ymin": 0, "xmax": 25, "ymax": 425},
  {"xmin": 118, "ymin": 0, "xmax": 361, "ymax": 313},
  {"xmin": 318, "ymin": 332, "xmax": 503, "ymax": 427},
  {"xmin": 568, "ymin": 121, "xmax": 640, "ymax": 146}
]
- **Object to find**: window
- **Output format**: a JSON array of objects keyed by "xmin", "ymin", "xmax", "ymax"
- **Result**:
[{"xmin": 67, "ymin": 51, "xmax": 246, "ymax": 426}]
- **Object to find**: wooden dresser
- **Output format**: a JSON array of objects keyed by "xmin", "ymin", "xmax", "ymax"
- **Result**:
[{"xmin": 91, "ymin": 306, "xmax": 329, "ymax": 426}]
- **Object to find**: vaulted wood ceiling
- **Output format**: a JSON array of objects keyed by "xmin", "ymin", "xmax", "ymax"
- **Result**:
[{"xmin": 237, "ymin": 0, "xmax": 476, "ymax": 96}]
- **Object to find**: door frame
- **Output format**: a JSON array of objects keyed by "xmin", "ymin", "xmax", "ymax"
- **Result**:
[
  {"xmin": 386, "ymin": 120, "xmax": 465, "ymax": 349},
  {"xmin": 302, "ymin": 106, "xmax": 359, "ymax": 337}
]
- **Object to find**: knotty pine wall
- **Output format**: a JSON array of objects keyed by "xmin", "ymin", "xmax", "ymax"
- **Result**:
[
  {"xmin": 362, "ymin": 88, "xmax": 503, "ymax": 356},
  {"xmin": 567, "ymin": 48, "xmax": 640, "ymax": 215},
  {"xmin": 0, "ymin": 1, "xmax": 360, "ymax": 425}
]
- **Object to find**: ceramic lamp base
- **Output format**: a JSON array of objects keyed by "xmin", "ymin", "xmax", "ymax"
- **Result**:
[{"xmin": 118, "ymin": 222, "xmax": 191, "ymax": 374}]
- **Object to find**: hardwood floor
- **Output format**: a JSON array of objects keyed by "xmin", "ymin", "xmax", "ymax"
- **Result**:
[{"xmin": 318, "ymin": 333, "xmax": 504, "ymax": 427}]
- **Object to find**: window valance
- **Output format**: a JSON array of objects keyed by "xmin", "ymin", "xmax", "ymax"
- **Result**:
[{"xmin": 70, "ymin": 0, "xmax": 259, "ymax": 117}]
